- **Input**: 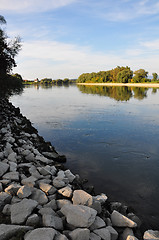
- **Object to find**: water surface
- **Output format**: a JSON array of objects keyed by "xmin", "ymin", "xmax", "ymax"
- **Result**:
[{"xmin": 10, "ymin": 84, "xmax": 159, "ymax": 230}]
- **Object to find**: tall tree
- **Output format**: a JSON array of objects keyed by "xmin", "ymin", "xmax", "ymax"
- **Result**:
[
  {"xmin": 0, "ymin": 15, "xmax": 21, "ymax": 75},
  {"xmin": 152, "ymin": 73, "xmax": 158, "ymax": 81},
  {"xmin": 133, "ymin": 69, "xmax": 148, "ymax": 83}
]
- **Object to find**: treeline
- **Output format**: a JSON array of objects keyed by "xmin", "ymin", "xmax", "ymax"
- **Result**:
[
  {"xmin": 77, "ymin": 66, "xmax": 159, "ymax": 84},
  {"xmin": 39, "ymin": 78, "xmax": 76, "ymax": 85}
]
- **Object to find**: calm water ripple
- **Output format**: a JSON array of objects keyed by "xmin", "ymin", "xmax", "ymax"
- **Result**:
[{"xmin": 10, "ymin": 84, "xmax": 159, "ymax": 230}]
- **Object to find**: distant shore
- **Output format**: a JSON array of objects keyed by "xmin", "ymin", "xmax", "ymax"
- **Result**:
[{"xmin": 77, "ymin": 82, "xmax": 159, "ymax": 88}]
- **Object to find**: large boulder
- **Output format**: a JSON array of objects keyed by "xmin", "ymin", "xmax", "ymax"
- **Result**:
[
  {"xmin": 11, "ymin": 198, "xmax": 38, "ymax": 224},
  {"xmin": 61, "ymin": 204, "xmax": 97, "ymax": 228}
]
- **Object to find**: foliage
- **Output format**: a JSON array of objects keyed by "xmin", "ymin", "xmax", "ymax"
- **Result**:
[
  {"xmin": 117, "ymin": 67, "xmax": 133, "ymax": 83},
  {"xmin": 132, "ymin": 69, "xmax": 148, "ymax": 83},
  {"xmin": 152, "ymin": 73, "xmax": 158, "ymax": 82}
]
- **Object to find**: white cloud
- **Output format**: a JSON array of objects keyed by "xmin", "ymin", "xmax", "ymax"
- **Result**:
[
  {"xmin": 14, "ymin": 39, "xmax": 159, "ymax": 80},
  {"xmin": 0, "ymin": 0, "xmax": 76, "ymax": 12},
  {"xmin": 141, "ymin": 39, "xmax": 159, "ymax": 50}
]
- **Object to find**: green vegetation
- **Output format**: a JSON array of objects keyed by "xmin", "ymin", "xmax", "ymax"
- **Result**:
[
  {"xmin": 77, "ymin": 85, "xmax": 150, "ymax": 101},
  {"xmin": 77, "ymin": 66, "xmax": 158, "ymax": 84},
  {"xmin": 0, "ymin": 15, "xmax": 23, "ymax": 95}
]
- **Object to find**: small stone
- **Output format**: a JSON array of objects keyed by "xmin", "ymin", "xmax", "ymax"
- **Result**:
[
  {"xmin": 58, "ymin": 186, "xmax": 73, "ymax": 198},
  {"xmin": 0, "ymin": 224, "xmax": 32, "ymax": 240},
  {"xmin": 90, "ymin": 216, "xmax": 106, "ymax": 230},
  {"xmin": 143, "ymin": 230, "xmax": 159, "ymax": 240},
  {"xmin": 8, "ymin": 152, "xmax": 17, "ymax": 162},
  {"xmin": 93, "ymin": 193, "xmax": 108, "ymax": 204},
  {"xmin": 65, "ymin": 169, "xmax": 76, "ymax": 183},
  {"xmin": 5, "ymin": 183, "xmax": 21, "ymax": 196},
  {"xmin": 0, "ymin": 192, "xmax": 12, "ymax": 210},
  {"xmin": 30, "ymin": 188, "xmax": 48, "ymax": 205},
  {"xmin": 42, "ymin": 213, "xmax": 63, "ymax": 230},
  {"xmin": 21, "ymin": 176, "xmax": 37, "ymax": 187},
  {"xmin": 90, "ymin": 232, "xmax": 101, "ymax": 240},
  {"xmin": 53, "ymin": 178, "xmax": 66, "ymax": 188},
  {"xmin": 39, "ymin": 182, "xmax": 56, "ymax": 195},
  {"xmin": 57, "ymin": 199, "xmax": 72, "ymax": 209},
  {"xmin": 9, "ymin": 162, "xmax": 17, "ymax": 172},
  {"xmin": 69, "ymin": 228, "xmax": 90, "ymax": 240},
  {"xmin": 26, "ymin": 214, "xmax": 40, "ymax": 226},
  {"xmin": 106, "ymin": 226, "xmax": 118, "ymax": 240},
  {"xmin": 111, "ymin": 210, "xmax": 137, "ymax": 228}
]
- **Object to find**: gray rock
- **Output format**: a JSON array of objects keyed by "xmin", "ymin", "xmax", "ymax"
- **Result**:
[
  {"xmin": 58, "ymin": 186, "xmax": 73, "ymax": 198},
  {"xmin": 35, "ymin": 155, "xmax": 51, "ymax": 164},
  {"xmin": 25, "ymin": 153, "xmax": 35, "ymax": 161},
  {"xmin": 5, "ymin": 183, "xmax": 21, "ymax": 195},
  {"xmin": 53, "ymin": 178, "xmax": 66, "ymax": 188},
  {"xmin": 0, "ymin": 162, "xmax": 9, "ymax": 177},
  {"xmin": 24, "ymin": 227, "xmax": 56, "ymax": 240},
  {"xmin": 127, "ymin": 236, "xmax": 139, "ymax": 240},
  {"xmin": 91, "ymin": 199, "xmax": 102, "ymax": 214},
  {"xmin": 44, "ymin": 199, "xmax": 57, "ymax": 210},
  {"xmin": 57, "ymin": 199, "xmax": 72, "ymax": 209},
  {"xmin": 2, "ymin": 204, "xmax": 11, "ymax": 215},
  {"xmin": 17, "ymin": 185, "xmax": 32, "ymax": 198},
  {"xmin": 21, "ymin": 176, "xmax": 37, "ymax": 187},
  {"xmin": 9, "ymin": 162, "xmax": 17, "ymax": 172},
  {"xmin": 30, "ymin": 188, "xmax": 48, "ymax": 205},
  {"xmin": 111, "ymin": 210, "xmax": 137, "ymax": 228},
  {"xmin": 72, "ymin": 190, "xmax": 93, "ymax": 206},
  {"xmin": 42, "ymin": 151, "xmax": 59, "ymax": 159},
  {"xmin": 90, "ymin": 216, "xmax": 106, "ymax": 230},
  {"xmin": 127, "ymin": 213, "xmax": 142, "ymax": 228},
  {"xmin": 0, "ymin": 192, "xmax": 12, "ymax": 210},
  {"xmin": 38, "ymin": 166, "xmax": 52, "ymax": 176},
  {"xmin": 93, "ymin": 193, "xmax": 108, "ymax": 204},
  {"xmin": 26, "ymin": 214, "xmax": 40, "ymax": 226},
  {"xmin": 122, "ymin": 228, "xmax": 134, "ymax": 240},
  {"xmin": 55, "ymin": 233, "xmax": 69, "ymax": 240},
  {"xmin": 69, "ymin": 228, "xmax": 90, "ymax": 240},
  {"xmin": 61, "ymin": 204, "xmax": 97, "ymax": 228},
  {"xmin": 90, "ymin": 232, "xmax": 101, "ymax": 240},
  {"xmin": 8, "ymin": 152, "xmax": 17, "ymax": 162},
  {"xmin": 65, "ymin": 169, "xmax": 76, "ymax": 183},
  {"xmin": 106, "ymin": 226, "xmax": 118, "ymax": 240},
  {"xmin": 29, "ymin": 165, "xmax": 42, "ymax": 179},
  {"xmin": 39, "ymin": 182, "xmax": 56, "ymax": 195},
  {"xmin": 0, "ymin": 183, "xmax": 3, "ymax": 192},
  {"xmin": 3, "ymin": 171, "xmax": 19, "ymax": 181},
  {"xmin": 11, "ymin": 196, "xmax": 21, "ymax": 204},
  {"xmin": 143, "ymin": 230, "xmax": 159, "ymax": 240},
  {"xmin": 11, "ymin": 198, "xmax": 38, "ymax": 224},
  {"xmin": 0, "ymin": 224, "xmax": 32, "ymax": 240},
  {"xmin": 42, "ymin": 213, "xmax": 63, "ymax": 230},
  {"xmin": 93, "ymin": 228, "xmax": 111, "ymax": 240}
]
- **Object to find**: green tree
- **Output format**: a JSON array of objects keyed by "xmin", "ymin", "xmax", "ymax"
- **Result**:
[
  {"xmin": 152, "ymin": 73, "xmax": 158, "ymax": 81},
  {"xmin": 117, "ymin": 67, "xmax": 133, "ymax": 83},
  {"xmin": 133, "ymin": 69, "xmax": 148, "ymax": 83},
  {"xmin": 0, "ymin": 15, "xmax": 21, "ymax": 75}
]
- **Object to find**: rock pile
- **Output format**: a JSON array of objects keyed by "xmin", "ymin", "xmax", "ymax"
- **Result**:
[{"xmin": 0, "ymin": 98, "xmax": 158, "ymax": 240}]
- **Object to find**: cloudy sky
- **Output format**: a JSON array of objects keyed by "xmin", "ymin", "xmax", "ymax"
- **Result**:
[{"xmin": 0, "ymin": 0, "xmax": 159, "ymax": 80}]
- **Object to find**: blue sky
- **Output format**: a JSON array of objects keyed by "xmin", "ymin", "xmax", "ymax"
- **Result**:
[{"xmin": 0, "ymin": 0, "xmax": 159, "ymax": 79}]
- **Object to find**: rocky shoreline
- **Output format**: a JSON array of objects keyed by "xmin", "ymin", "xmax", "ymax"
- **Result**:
[{"xmin": 0, "ymin": 97, "xmax": 158, "ymax": 240}]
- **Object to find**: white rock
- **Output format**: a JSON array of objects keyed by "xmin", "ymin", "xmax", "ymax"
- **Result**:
[
  {"xmin": 0, "ymin": 162, "xmax": 9, "ymax": 177},
  {"xmin": 111, "ymin": 210, "xmax": 137, "ymax": 228},
  {"xmin": 58, "ymin": 186, "xmax": 73, "ymax": 198},
  {"xmin": 21, "ymin": 149, "xmax": 31, "ymax": 156},
  {"xmin": 69, "ymin": 228, "xmax": 90, "ymax": 240},
  {"xmin": 143, "ymin": 230, "xmax": 159, "ymax": 240},
  {"xmin": 35, "ymin": 155, "xmax": 51, "ymax": 164},
  {"xmin": 0, "ymin": 224, "xmax": 32, "ymax": 240},
  {"xmin": 58, "ymin": 170, "xmax": 65, "ymax": 179},
  {"xmin": 17, "ymin": 185, "xmax": 32, "ymax": 198},
  {"xmin": 106, "ymin": 226, "xmax": 118, "ymax": 240},
  {"xmin": 61, "ymin": 204, "xmax": 97, "ymax": 228},
  {"xmin": 24, "ymin": 228, "xmax": 56, "ymax": 240},
  {"xmin": 72, "ymin": 190, "xmax": 93, "ymax": 206},
  {"xmin": 50, "ymin": 166, "xmax": 57, "ymax": 175},
  {"xmin": 25, "ymin": 153, "xmax": 35, "ymax": 161},
  {"xmin": 11, "ymin": 198, "xmax": 38, "ymax": 224},
  {"xmin": 30, "ymin": 188, "xmax": 48, "ymax": 205},
  {"xmin": 127, "ymin": 236, "xmax": 139, "ymax": 240},
  {"xmin": 90, "ymin": 216, "xmax": 106, "ymax": 230},
  {"xmin": 3, "ymin": 171, "xmax": 19, "ymax": 181},
  {"xmin": 93, "ymin": 228, "xmax": 111, "ymax": 240}
]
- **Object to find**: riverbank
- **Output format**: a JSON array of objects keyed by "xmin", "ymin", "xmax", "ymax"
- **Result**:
[
  {"xmin": 0, "ymin": 97, "xmax": 158, "ymax": 240},
  {"xmin": 77, "ymin": 82, "xmax": 159, "ymax": 88}
]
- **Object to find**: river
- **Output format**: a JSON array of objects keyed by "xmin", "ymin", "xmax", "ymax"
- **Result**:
[{"xmin": 10, "ymin": 84, "xmax": 159, "ymax": 230}]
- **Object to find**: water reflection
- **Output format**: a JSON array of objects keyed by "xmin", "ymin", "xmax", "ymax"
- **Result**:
[{"xmin": 77, "ymin": 85, "xmax": 151, "ymax": 101}]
